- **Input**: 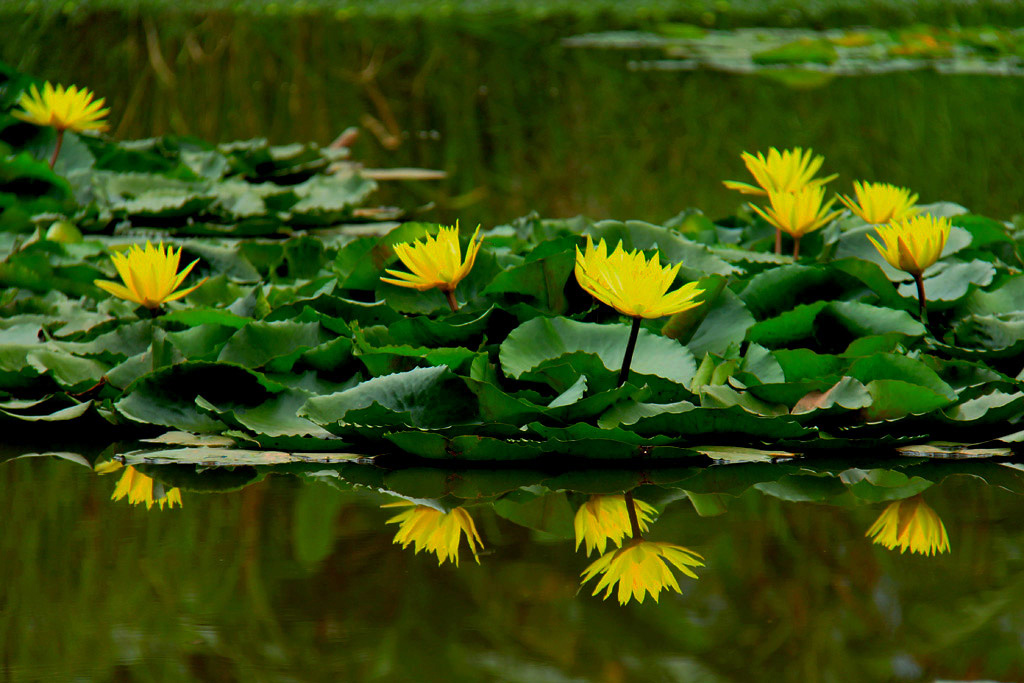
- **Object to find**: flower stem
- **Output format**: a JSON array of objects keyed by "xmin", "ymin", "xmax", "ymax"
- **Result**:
[
  {"xmin": 914, "ymin": 274, "xmax": 928, "ymax": 325},
  {"xmin": 792, "ymin": 236, "xmax": 801, "ymax": 260},
  {"xmin": 624, "ymin": 491, "xmax": 643, "ymax": 540},
  {"xmin": 444, "ymin": 289, "xmax": 460, "ymax": 313},
  {"xmin": 618, "ymin": 316, "xmax": 642, "ymax": 387},
  {"xmin": 49, "ymin": 129, "xmax": 65, "ymax": 170},
  {"xmin": 774, "ymin": 228, "xmax": 782, "ymax": 255}
]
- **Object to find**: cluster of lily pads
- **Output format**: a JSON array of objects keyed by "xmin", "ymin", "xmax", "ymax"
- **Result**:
[
  {"xmin": 2, "ymin": 69, "xmax": 1024, "ymax": 464},
  {"xmin": 3, "ymin": 190, "xmax": 1023, "ymax": 457}
]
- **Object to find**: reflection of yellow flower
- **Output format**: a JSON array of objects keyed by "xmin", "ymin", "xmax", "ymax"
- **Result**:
[
  {"xmin": 750, "ymin": 186, "xmax": 843, "ymax": 240},
  {"xmin": 381, "ymin": 223, "xmax": 483, "ymax": 293},
  {"xmin": 574, "ymin": 236, "xmax": 703, "ymax": 319},
  {"xmin": 581, "ymin": 539, "xmax": 704, "ymax": 605},
  {"xmin": 723, "ymin": 147, "xmax": 835, "ymax": 196},
  {"xmin": 94, "ymin": 242, "xmax": 205, "ymax": 309},
  {"xmin": 96, "ymin": 461, "xmax": 182, "ymax": 510},
  {"xmin": 383, "ymin": 501, "xmax": 484, "ymax": 566},
  {"xmin": 866, "ymin": 496, "xmax": 949, "ymax": 556},
  {"xmin": 867, "ymin": 214, "xmax": 951, "ymax": 277},
  {"xmin": 13, "ymin": 82, "xmax": 110, "ymax": 133},
  {"xmin": 574, "ymin": 494, "xmax": 657, "ymax": 556},
  {"xmin": 838, "ymin": 181, "xmax": 918, "ymax": 224}
]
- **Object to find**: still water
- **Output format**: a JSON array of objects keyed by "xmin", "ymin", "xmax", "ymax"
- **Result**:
[{"xmin": 4, "ymin": 454, "xmax": 1024, "ymax": 681}]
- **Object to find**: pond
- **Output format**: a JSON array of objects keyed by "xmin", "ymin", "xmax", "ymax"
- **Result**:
[{"xmin": 4, "ymin": 9, "xmax": 1024, "ymax": 683}]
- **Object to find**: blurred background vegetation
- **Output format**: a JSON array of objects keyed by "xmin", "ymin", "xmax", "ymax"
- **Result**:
[
  {"xmin": 2, "ymin": 11, "xmax": 1023, "ymax": 227},
  {"xmin": 9, "ymin": 0, "xmax": 1024, "ymax": 25}
]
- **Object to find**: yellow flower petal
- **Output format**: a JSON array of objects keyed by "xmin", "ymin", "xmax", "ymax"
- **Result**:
[
  {"xmin": 381, "ymin": 222, "xmax": 483, "ymax": 294},
  {"xmin": 574, "ymin": 236, "xmax": 704, "ymax": 319},
  {"xmin": 102, "ymin": 464, "xmax": 182, "ymax": 511},
  {"xmin": 581, "ymin": 539, "xmax": 704, "ymax": 605},
  {"xmin": 724, "ymin": 147, "xmax": 835, "ymax": 196},
  {"xmin": 574, "ymin": 495, "xmax": 657, "ymax": 556},
  {"xmin": 383, "ymin": 501, "xmax": 484, "ymax": 566},
  {"xmin": 749, "ymin": 185, "xmax": 842, "ymax": 239},
  {"xmin": 94, "ymin": 242, "xmax": 205, "ymax": 309},
  {"xmin": 868, "ymin": 214, "xmax": 951, "ymax": 277},
  {"xmin": 13, "ymin": 81, "xmax": 110, "ymax": 133},
  {"xmin": 866, "ymin": 496, "xmax": 950, "ymax": 556},
  {"xmin": 838, "ymin": 181, "xmax": 919, "ymax": 224}
]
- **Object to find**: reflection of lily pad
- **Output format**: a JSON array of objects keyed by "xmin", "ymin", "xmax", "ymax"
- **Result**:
[
  {"xmin": 122, "ymin": 446, "xmax": 365, "ymax": 466},
  {"xmin": 756, "ymin": 69, "xmax": 837, "ymax": 89},
  {"xmin": 752, "ymin": 39, "xmax": 838, "ymax": 65}
]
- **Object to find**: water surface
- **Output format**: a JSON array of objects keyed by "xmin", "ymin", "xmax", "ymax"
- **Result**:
[{"xmin": 4, "ymin": 455, "xmax": 1024, "ymax": 681}]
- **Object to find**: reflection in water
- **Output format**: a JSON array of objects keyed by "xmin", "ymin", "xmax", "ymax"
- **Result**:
[
  {"xmin": 582, "ymin": 538, "xmax": 705, "ymax": 606},
  {"xmin": 382, "ymin": 500, "xmax": 484, "ymax": 566},
  {"xmin": 574, "ymin": 494, "xmax": 656, "ymax": 556},
  {"xmin": 97, "ymin": 461, "xmax": 183, "ymax": 510},
  {"xmin": 576, "ymin": 493, "xmax": 703, "ymax": 605},
  {"xmin": 5, "ymin": 455, "xmax": 1024, "ymax": 681},
  {"xmin": 865, "ymin": 495, "xmax": 950, "ymax": 556}
]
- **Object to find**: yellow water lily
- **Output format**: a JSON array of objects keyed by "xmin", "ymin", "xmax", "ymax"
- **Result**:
[
  {"xmin": 574, "ymin": 494, "xmax": 658, "ymax": 557},
  {"xmin": 382, "ymin": 501, "xmax": 484, "ymax": 566},
  {"xmin": 867, "ymin": 214, "xmax": 950, "ymax": 278},
  {"xmin": 749, "ymin": 185, "xmax": 843, "ymax": 258},
  {"xmin": 574, "ymin": 236, "xmax": 703, "ymax": 320},
  {"xmin": 838, "ymin": 181, "xmax": 919, "ymax": 224},
  {"xmin": 380, "ymin": 223, "xmax": 483, "ymax": 312},
  {"xmin": 575, "ymin": 236, "xmax": 704, "ymax": 386},
  {"xmin": 96, "ymin": 461, "xmax": 182, "ymax": 511},
  {"xmin": 723, "ymin": 147, "xmax": 836, "ymax": 197},
  {"xmin": 865, "ymin": 496, "xmax": 950, "ymax": 556},
  {"xmin": 867, "ymin": 214, "xmax": 951, "ymax": 322},
  {"xmin": 581, "ymin": 539, "xmax": 705, "ymax": 605},
  {"xmin": 13, "ymin": 82, "xmax": 110, "ymax": 133},
  {"xmin": 94, "ymin": 242, "xmax": 205, "ymax": 310},
  {"xmin": 13, "ymin": 82, "xmax": 110, "ymax": 169}
]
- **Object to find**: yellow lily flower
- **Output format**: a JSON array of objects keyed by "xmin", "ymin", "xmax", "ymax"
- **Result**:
[
  {"xmin": 576, "ymin": 236, "xmax": 703, "ymax": 386},
  {"xmin": 96, "ymin": 461, "xmax": 182, "ymax": 510},
  {"xmin": 723, "ymin": 147, "xmax": 836, "ymax": 196},
  {"xmin": 94, "ymin": 242, "xmax": 205, "ymax": 310},
  {"xmin": 581, "ymin": 539, "xmax": 704, "ymax": 605},
  {"xmin": 574, "ymin": 236, "xmax": 704, "ymax": 320},
  {"xmin": 380, "ymin": 223, "xmax": 483, "ymax": 312},
  {"xmin": 867, "ymin": 214, "xmax": 950, "ymax": 278},
  {"xmin": 867, "ymin": 213, "xmax": 951, "ymax": 323},
  {"xmin": 574, "ymin": 494, "xmax": 658, "ymax": 556},
  {"xmin": 13, "ymin": 81, "xmax": 111, "ymax": 169},
  {"xmin": 865, "ymin": 496, "xmax": 950, "ymax": 556},
  {"xmin": 749, "ymin": 185, "xmax": 843, "ymax": 258},
  {"xmin": 382, "ymin": 501, "xmax": 484, "ymax": 566},
  {"xmin": 13, "ymin": 81, "xmax": 110, "ymax": 133},
  {"xmin": 838, "ymin": 181, "xmax": 919, "ymax": 224}
]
